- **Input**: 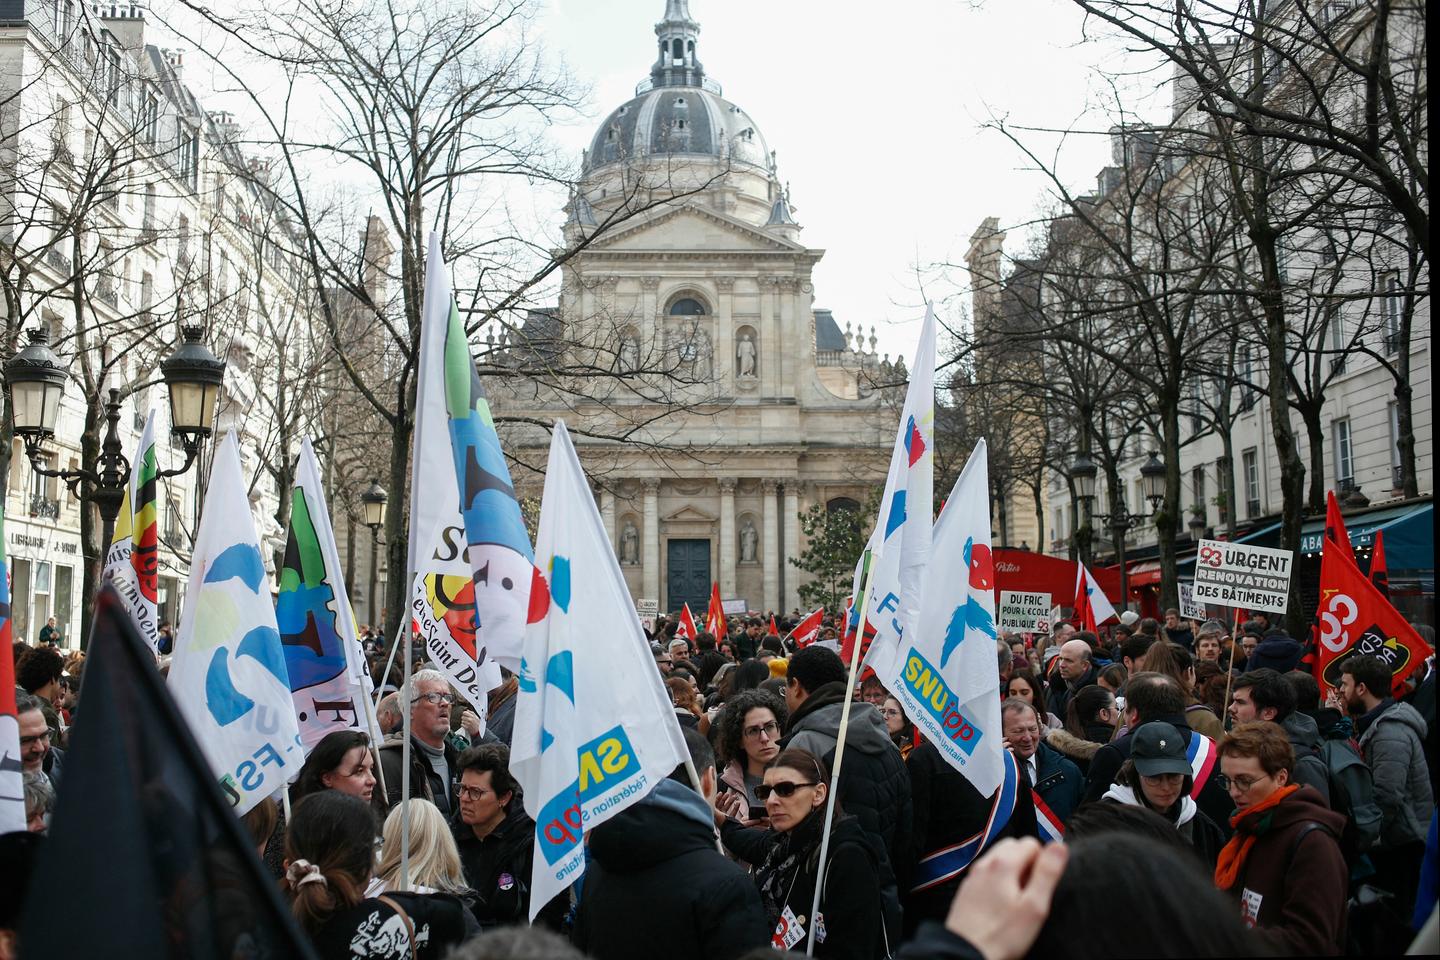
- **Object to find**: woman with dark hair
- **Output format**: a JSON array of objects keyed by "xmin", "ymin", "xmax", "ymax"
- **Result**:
[
  {"xmin": 744, "ymin": 749, "xmax": 898, "ymax": 958},
  {"xmin": 731, "ymin": 659, "xmax": 771, "ymax": 695},
  {"xmin": 284, "ymin": 792, "xmax": 473, "ymax": 958},
  {"xmin": 714, "ymin": 689, "xmax": 788, "ymax": 824},
  {"xmin": 1096, "ymin": 662, "xmax": 1128, "ymax": 694},
  {"xmin": 1143, "ymin": 642, "xmax": 1225, "ymax": 740},
  {"xmin": 291, "ymin": 731, "xmax": 383, "ymax": 811},
  {"xmin": 1100, "ymin": 722, "xmax": 1226, "ymax": 869},
  {"xmin": 881, "ymin": 696, "xmax": 918, "ymax": 761},
  {"xmin": 1045, "ymin": 684, "xmax": 1116, "ymax": 776},
  {"xmin": 1005, "ymin": 670, "xmax": 1061, "ymax": 730}
]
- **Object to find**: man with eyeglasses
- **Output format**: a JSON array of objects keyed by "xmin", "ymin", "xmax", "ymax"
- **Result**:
[
  {"xmin": 16, "ymin": 693, "xmax": 63, "ymax": 790},
  {"xmin": 378, "ymin": 668, "xmax": 464, "ymax": 816},
  {"xmin": 1214, "ymin": 721, "xmax": 1347, "ymax": 955}
]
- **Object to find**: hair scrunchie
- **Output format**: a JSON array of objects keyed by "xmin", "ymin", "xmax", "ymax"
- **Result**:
[{"xmin": 286, "ymin": 859, "xmax": 328, "ymax": 889}]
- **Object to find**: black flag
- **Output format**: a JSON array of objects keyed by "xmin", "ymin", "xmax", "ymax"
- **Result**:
[{"xmin": 19, "ymin": 585, "xmax": 317, "ymax": 959}]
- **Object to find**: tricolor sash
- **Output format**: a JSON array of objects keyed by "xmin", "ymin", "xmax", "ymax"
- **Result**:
[
  {"xmin": 911, "ymin": 750, "xmax": 1019, "ymax": 892},
  {"xmin": 1032, "ymin": 788, "xmax": 1065, "ymax": 843},
  {"xmin": 1186, "ymin": 731, "xmax": 1218, "ymax": 799}
]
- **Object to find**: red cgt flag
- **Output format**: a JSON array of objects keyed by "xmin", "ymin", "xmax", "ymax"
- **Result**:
[
  {"xmin": 675, "ymin": 602, "xmax": 698, "ymax": 641},
  {"xmin": 705, "ymin": 582, "xmax": 727, "ymax": 640},
  {"xmin": 768, "ymin": 615, "xmax": 780, "ymax": 637},
  {"xmin": 1314, "ymin": 539, "xmax": 1427, "ymax": 693},
  {"xmin": 1368, "ymin": 530, "xmax": 1390, "ymax": 600},
  {"xmin": 1325, "ymin": 490, "xmax": 1356, "ymax": 563},
  {"xmin": 785, "ymin": 607, "xmax": 826, "ymax": 648}
]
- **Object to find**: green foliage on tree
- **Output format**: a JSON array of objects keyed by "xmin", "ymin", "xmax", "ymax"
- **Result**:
[{"xmin": 789, "ymin": 489, "xmax": 882, "ymax": 613}]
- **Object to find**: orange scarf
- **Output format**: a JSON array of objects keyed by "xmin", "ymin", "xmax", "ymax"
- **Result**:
[{"xmin": 1213, "ymin": 783, "xmax": 1299, "ymax": 890}]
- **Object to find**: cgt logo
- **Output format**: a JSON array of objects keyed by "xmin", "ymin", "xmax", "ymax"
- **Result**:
[{"xmin": 534, "ymin": 725, "xmax": 639, "ymax": 866}]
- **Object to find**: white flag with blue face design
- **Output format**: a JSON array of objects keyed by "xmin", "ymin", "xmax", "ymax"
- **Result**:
[
  {"xmin": 169, "ymin": 432, "xmax": 303, "ymax": 816},
  {"xmin": 511, "ymin": 420, "xmax": 689, "ymax": 920},
  {"xmin": 859, "ymin": 305, "xmax": 936, "ymax": 676},
  {"xmin": 883, "ymin": 439, "xmax": 1005, "ymax": 795}
]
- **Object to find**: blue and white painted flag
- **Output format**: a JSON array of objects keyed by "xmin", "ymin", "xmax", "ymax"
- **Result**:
[
  {"xmin": 884, "ymin": 439, "xmax": 1005, "ymax": 795},
  {"xmin": 169, "ymin": 432, "xmax": 302, "ymax": 816},
  {"xmin": 858, "ymin": 305, "xmax": 936, "ymax": 676},
  {"xmin": 511, "ymin": 420, "xmax": 689, "ymax": 920}
]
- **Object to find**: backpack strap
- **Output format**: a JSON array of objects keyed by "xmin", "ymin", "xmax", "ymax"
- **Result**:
[
  {"xmin": 1283, "ymin": 821, "xmax": 1336, "ymax": 874},
  {"xmin": 376, "ymin": 895, "xmax": 418, "ymax": 960}
]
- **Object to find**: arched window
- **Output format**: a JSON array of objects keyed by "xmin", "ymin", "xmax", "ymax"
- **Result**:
[
  {"xmin": 827, "ymin": 497, "xmax": 861, "ymax": 515},
  {"xmin": 668, "ymin": 297, "xmax": 707, "ymax": 316}
]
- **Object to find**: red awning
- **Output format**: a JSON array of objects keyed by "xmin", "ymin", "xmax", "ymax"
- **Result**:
[
  {"xmin": 1127, "ymin": 561, "xmax": 1162, "ymax": 587},
  {"xmin": 991, "ymin": 549, "xmax": 1122, "ymax": 606}
]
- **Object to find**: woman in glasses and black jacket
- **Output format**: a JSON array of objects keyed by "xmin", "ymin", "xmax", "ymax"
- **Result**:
[{"xmin": 721, "ymin": 748, "xmax": 900, "ymax": 958}]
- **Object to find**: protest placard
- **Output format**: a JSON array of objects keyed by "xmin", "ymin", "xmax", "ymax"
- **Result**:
[
  {"xmin": 998, "ymin": 590, "xmax": 1052, "ymax": 634},
  {"xmin": 1192, "ymin": 539, "xmax": 1294, "ymax": 613},
  {"xmin": 635, "ymin": 598, "xmax": 659, "ymax": 630},
  {"xmin": 1178, "ymin": 580, "xmax": 1205, "ymax": 621}
]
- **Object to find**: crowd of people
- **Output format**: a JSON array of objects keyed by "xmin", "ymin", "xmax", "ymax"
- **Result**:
[{"xmin": 7, "ymin": 607, "xmax": 1437, "ymax": 959}]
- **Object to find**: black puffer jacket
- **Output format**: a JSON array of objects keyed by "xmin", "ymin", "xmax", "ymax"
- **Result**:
[
  {"xmin": 572, "ymin": 779, "xmax": 770, "ymax": 960},
  {"xmin": 781, "ymin": 681, "xmax": 914, "ymax": 879},
  {"xmin": 452, "ymin": 805, "xmax": 566, "ymax": 931}
]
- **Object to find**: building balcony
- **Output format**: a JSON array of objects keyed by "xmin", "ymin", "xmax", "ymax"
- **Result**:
[{"xmin": 29, "ymin": 495, "xmax": 60, "ymax": 520}]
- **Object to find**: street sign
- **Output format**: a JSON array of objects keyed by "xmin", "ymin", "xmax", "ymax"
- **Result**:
[
  {"xmin": 1178, "ymin": 581, "xmax": 1205, "ymax": 621},
  {"xmin": 721, "ymin": 598, "xmax": 748, "ymax": 615},
  {"xmin": 1192, "ymin": 539, "xmax": 1294, "ymax": 614},
  {"xmin": 998, "ymin": 590, "xmax": 1052, "ymax": 634}
]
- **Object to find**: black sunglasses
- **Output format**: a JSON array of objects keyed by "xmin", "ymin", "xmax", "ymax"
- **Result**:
[{"xmin": 755, "ymin": 781, "xmax": 819, "ymax": 800}]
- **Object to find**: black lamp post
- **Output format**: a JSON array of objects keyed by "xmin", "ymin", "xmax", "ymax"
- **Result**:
[
  {"xmin": 361, "ymin": 479, "xmax": 388, "ymax": 629},
  {"xmin": 1072, "ymin": 450, "xmax": 1166, "ymax": 618},
  {"xmin": 5, "ymin": 326, "xmax": 225, "ymax": 638}
]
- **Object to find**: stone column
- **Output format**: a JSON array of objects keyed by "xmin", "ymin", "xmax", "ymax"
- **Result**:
[
  {"xmin": 715, "ymin": 277, "xmax": 735, "ymax": 387},
  {"xmin": 719, "ymin": 477, "xmax": 737, "ymax": 597},
  {"xmin": 777, "ymin": 279, "xmax": 795, "ymax": 402},
  {"xmin": 760, "ymin": 478, "xmax": 779, "ymax": 612},
  {"xmin": 642, "ymin": 478, "xmax": 661, "ymax": 602},
  {"xmin": 640, "ymin": 276, "xmax": 661, "ymax": 346},
  {"xmin": 783, "ymin": 482, "xmax": 801, "ymax": 613},
  {"xmin": 599, "ymin": 485, "xmax": 617, "ymax": 552}
]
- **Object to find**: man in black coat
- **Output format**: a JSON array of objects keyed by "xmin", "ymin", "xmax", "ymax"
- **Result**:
[
  {"xmin": 1080, "ymin": 672, "xmax": 1232, "ymax": 832},
  {"xmin": 572, "ymin": 728, "xmax": 770, "ymax": 960},
  {"xmin": 377, "ymin": 669, "xmax": 464, "ymax": 815},
  {"xmin": 1045, "ymin": 638, "xmax": 1099, "ymax": 721}
]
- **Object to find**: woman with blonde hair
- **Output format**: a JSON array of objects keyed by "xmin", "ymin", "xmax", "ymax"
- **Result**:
[{"xmin": 372, "ymin": 800, "xmax": 475, "ymax": 906}]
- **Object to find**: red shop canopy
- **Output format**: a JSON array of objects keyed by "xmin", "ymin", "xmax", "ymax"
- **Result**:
[{"xmin": 991, "ymin": 548, "xmax": 1122, "ymax": 606}]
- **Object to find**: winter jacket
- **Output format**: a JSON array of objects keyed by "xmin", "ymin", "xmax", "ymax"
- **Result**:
[
  {"xmin": 41, "ymin": 744, "xmax": 65, "ymax": 791},
  {"xmin": 1356, "ymin": 698, "xmax": 1434, "ymax": 849},
  {"xmin": 1184, "ymin": 702, "xmax": 1225, "ymax": 742},
  {"xmin": 1030, "ymin": 741, "xmax": 1084, "ymax": 827},
  {"xmin": 1281, "ymin": 711, "xmax": 1333, "ymax": 806},
  {"xmin": 573, "ymin": 779, "xmax": 770, "ymax": 960},
  {"xmin": 751, "ymin": 812, "xmax": 897, "ymax": 959},
  {"xmin": 894, "ymin": 923, "xmax": 986, "ymax": 960},
  {"xmin": 1223, "ymin": 785, "xmax": 1349, "ymax": 956},
  {"xmin": 486, "ymin": 688, "xmax": 517, "ymax": 747},
  {"xmin": 1044, "ymin": 727, "xmax": 1104, "ymax": 778},
  {"xmin": 1044, "ymin": 665, "xmax": 1097, "ymax": 723},
  {"xmin": 1246, "ymin": 632, "xmax": 1304, "ymax": 673},
  {"xmin": 904, "ymin": 740, "xmax": 1037, "ymax": 930},
  {"xmin": 1100, "ymin": 782, "xmax": 1226, "ymax": 869},
  {"xmin": 377, "ymin": 736, "xmax": 460, "ymax": 814},
  {"xmin": 1081, "ymin": 713, "xmax": 1232, "ymax": 834},
  {"xmin": 781, "ymin": 681, "xmax": 914, "ymax": 878},
  {"xmin": 452, "ymin": 805, "xmax": 565, "ymax": 931}
]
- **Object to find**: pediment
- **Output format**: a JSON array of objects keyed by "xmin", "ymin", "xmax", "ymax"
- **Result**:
[
  {"xmin": 662, "ymin": 503, "xmax": 718, "ymax": 523},
  {"xmin": 587, "ymin": 203, "xmax": 805, "ymax": 254}
]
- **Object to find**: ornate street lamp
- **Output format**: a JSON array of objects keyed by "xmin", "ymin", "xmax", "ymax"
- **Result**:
[
  {"xmin": 361, "ymin": 479, "xmax": 388, "ymax": 629},
  {"xmin": 4, "ymin": 325, "xmax": 226, "ymax": 615},
  {"xmin": 1071, "ymin": 449, "xmax": 1167, "ymax": 620}
]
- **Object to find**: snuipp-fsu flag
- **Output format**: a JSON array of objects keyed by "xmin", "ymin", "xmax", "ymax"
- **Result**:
[
  {"xmin": 277, "ymin": 439, "xmax": 382, "ymax": 751},
  {"xmin": 886, "ymin": 439, "xmax": 1005, "ymax": 795},
  {"xmin": 409, "ymin": 232, "xmax": 539, "ymax": 713},
  {"xmin": 512, "ymin": 421, "xmax": 689, "ymax": 920},
  {"xmin": 169, "ymin": 433, "xmax": 302, "ymax": 816},
  {"xmin": 101, "ymin": 409, "xmax": 160, "ymax": 652},
  {"xmin": 858, "ymin": 305, "xmax": 936, "ymax": 676}
]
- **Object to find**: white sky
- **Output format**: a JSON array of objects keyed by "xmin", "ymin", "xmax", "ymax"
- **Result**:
[{"xmin": 159, "ymin": 0, "xmax": 1175, "ymax": 362}]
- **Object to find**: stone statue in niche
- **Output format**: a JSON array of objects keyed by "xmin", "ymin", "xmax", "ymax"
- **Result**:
[
  {"xmin": 619, "ymin": 334, "xmax": 640, "ymax": 371},
  {"xmin": 739, "ymin": 519, "xmax": 758, "ymax": 563},
  {"xmin": 620, "ymin": 520, "xmax": 639, "ymax": 565},
  {"xmin": 736, "ymin": 333, "xmax": 757, "ymax": 378}
]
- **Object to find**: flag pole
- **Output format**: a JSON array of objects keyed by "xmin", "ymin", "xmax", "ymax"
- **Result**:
[
  {"xmin": 399, "ymin": 596, "xmax": 414, "ymax": 891},
  {"xmin": 805, "ymin": 549, "xmax": 873, "ymax": 957},
  {"xmin": 375, "ymin": 631, "xmax": 401, "ymax": 705}
]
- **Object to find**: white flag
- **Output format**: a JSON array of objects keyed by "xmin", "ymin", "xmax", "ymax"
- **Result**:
[
  {"xmin": 883, "ymin": 439, "xmax": 1005, "ymax": 795},
  {"xmin": 512, "ymin": 421, "xmax": 689, "ymax": 920},
  {"xmin": 408, "ymin": 231, "xmax": 535, "ymax": 714},
  {"xmin": 101, "ymin": 410, "xmax": 160, "ymax": 652},
  {"xmin": 860, "ymin": 305, "xmax": 936, "ymax": 675},
  {"xmin": 276, "ymin": 439, "xmax": 383, "ymax": 751},
  {"xmin": 169, "ymin": 432, "xmax": 302, "ymax": 816}
]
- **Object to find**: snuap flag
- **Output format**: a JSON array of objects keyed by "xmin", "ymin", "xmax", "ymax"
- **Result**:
[
  {"xmin": 512, "ymin": 421, "xmax": 689, "ymax": 921},
  {"xmin": 101, "ymin": 410, "xmax": 160, "ymax": 652},
  {"xmin": 0, "ymin": 505, "xmax": 24, "ymax": 833},
  {"xmin": 885, "ymin": 439, "xmax": 1005, "ymax": 795},
  {"xmin": 277, "ymin": 439, "xmax": 382, "ymax": 751},
  {"xmin": 169, "ymin": 433, "xmax": 302, "ymax": 816},
  {"xmin": 859, "ymin": 305, "xmax": 936, "ymax": 676},
  {"xmin": 409, "ymin": 232, "xmax": 538, "ymax": 713}
]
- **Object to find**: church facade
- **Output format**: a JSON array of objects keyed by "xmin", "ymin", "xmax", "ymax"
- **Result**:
[{"xmin": 490, "ymin": 1, "xmax": 894, "ymax": 615}]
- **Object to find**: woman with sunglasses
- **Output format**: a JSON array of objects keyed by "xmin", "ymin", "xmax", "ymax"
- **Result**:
[{"xmin": 749, "ymin": 749, "xmax": 897, "ymax": 958}]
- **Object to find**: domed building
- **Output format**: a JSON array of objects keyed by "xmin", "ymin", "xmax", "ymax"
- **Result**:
[{"xmin": 491, "ymin": 0, "xmax": 894, "ymax": 616}]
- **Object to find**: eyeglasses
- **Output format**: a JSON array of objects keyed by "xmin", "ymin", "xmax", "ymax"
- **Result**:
[
  {"xmin": 881, "ymin": 708, "xmax": 903, "ymax": 719},
  {"xmin": 413, "ymin": 692, "xmax": 457, "ymax": 706},
  {"xmin": 755, "ymin": 781, "xmax": 818, "ymax": 801},
  {"xmin": 20, "ymin": 731, "xmax": 51, "ymax": 747},
  {"xmin": 1216, "ymin": 773, "xmax": 1272, "ymax": 793},
  {"xmin": 455, "ymin": 784, "xmax": 493, "ymax": 801},
  {"xmin": 743, "ymin": 721, "xmax": 781, "ymax": 740}
]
